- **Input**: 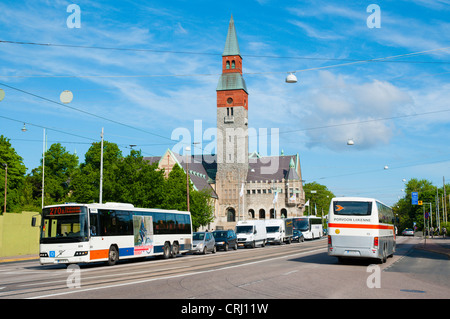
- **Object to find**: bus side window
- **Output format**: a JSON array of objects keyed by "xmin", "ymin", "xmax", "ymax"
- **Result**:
[{"xmin": 90, "ymin": 213, "xmax": 98, "ymax": 236}]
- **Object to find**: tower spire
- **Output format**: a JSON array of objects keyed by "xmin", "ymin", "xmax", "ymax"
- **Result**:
[{"xmin": 223, "ymin": 15, "xmax": 241, "ymax": 57}]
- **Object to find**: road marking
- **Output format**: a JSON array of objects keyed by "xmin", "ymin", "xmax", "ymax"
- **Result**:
[
  {"xmin": 28, "ymin": 247, "xmax": 327, "ymax": 299},
  {"xmin": 283, "ymin": 270, "xmax": 298, "ymax": 276}
]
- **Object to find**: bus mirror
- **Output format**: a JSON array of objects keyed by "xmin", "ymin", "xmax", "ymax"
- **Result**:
[{"xmin": 31, "ymin": 217, "xmax": 36, "ymax": 227}]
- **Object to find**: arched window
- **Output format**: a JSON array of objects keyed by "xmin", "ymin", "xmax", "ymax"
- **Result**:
[
  {"xmin": 281, "ymin": 208, "xmax": 287, "ymax": 219},
  {"xmin": 227, "ymin": 207, "xmax": 236, "ymax": 222},
  {"xmin": 231, "ymin": 60, "xmax": 235, "ymax": 69},
  {"xmin": 270, "ymin": 208, "xmax": 275, "ymax": 219},
  {"xmin": 248, "ymin": 209, "xmax": 255, "ymax": 219},
  {"xmin": 226, "ymin": 61, "xmax": 230, "ymax": 69},
  {"xmin": 259, "ymin": 209, "xmax": 266, "ymax": 219}
]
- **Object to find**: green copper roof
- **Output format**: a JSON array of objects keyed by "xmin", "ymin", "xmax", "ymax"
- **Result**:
[
  {"xmin": 222, "ymin": 15, "xmax": 241, "ymax": 56},
  {"xmin": 216, "ymin": 73, "xmax": 248, "ymax": 93}
]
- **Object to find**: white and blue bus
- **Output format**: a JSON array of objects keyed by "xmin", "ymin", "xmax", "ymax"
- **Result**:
[
  {"xmin": 36, "ymin": 202, "xmax": 192, "ymax": 266},
  {"xmin": 327, "ymin": 197, "xmax": 396, "ymax": 263},
  {"xmin": 291, "ymin": 216, "xmax": 323, "ymax": 239}
]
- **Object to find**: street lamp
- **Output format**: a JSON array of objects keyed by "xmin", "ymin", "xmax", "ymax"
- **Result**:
[{"xmin": 285, "ymin": 72, "xmax": 298, "ymax": 83}]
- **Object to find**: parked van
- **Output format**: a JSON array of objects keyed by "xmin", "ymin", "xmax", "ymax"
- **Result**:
[
  {"xmin": 235, "ymin": 220, "xmax": 267, "ymax": 248},
  {"xmin": 265, "ymin": 219, "xmax": 293, "ymax": 244}
]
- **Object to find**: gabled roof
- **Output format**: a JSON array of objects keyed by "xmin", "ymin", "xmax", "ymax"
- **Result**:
[
  {"xmin": 223, "ymin": 15, "xmax": 241, "ymax": 57},
  {"xmin": 247, "ymin": 154, "xmax": 301, "ymax": 182}
]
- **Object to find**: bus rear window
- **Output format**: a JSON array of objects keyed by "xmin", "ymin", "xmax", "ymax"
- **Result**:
[{"xmin": 333, "ymin": 201, "xmax": 372, "ymax": 216}]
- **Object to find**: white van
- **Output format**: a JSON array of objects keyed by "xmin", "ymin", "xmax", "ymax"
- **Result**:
[
  {"xmin": 235, "ymin": 220, "xmax": 267, "ymax": 248},
  {"xmin": 265, "ymin": 219, "xmax": 293, "ymax": 244}
]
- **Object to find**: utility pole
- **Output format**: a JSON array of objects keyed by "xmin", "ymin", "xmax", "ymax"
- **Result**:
[
  {"xmin": 99, "ymin": 128, "xmax": 104, "ymax": 204},
  {"xmin": 2, "ymin": 163, "xmax": 6, "ymax": 214}
]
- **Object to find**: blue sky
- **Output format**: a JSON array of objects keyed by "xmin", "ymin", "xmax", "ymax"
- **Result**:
[{"xmin": 0, "ymin": 0, "xmax": 449, "ymax": 206}]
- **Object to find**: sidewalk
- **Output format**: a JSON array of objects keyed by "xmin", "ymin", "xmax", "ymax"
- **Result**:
[
  {"xmin": 0, "ymin": 254, "xmax": 39, "ymax": 263},
  {"xmin": 414, "ymin": 237, "xmax": 450, "ymax": 258}
]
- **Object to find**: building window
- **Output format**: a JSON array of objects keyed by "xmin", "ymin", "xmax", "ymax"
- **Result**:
[
  {"xmin": 259, "ymin": 209, "xmax": 265, "ymax": 219},
  {"xmin": 270, "ymin": 208, "xmax": 275, "ymax": 219},
  {"xmin": 227, "ymin": 207, "xmax": 236, "ymax": 222},
  {"xmin": 248, "ymin": 209, "xmax": 255, "ymax": 219},
  {"xmin": 281, "ymin": 208, "xmax": 287, "ymax": 219},
  {"xmin": 226, "ymin": 61, "xmax": 230, "ymax": 69},
  {"xmin": 231, "ymin": 60, "xmax": 235, "ymax": 69}
]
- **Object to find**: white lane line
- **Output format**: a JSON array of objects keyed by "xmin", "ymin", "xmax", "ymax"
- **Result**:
[{"xmin": 28, "ymin": 247, "xmax": 326, "ymax": 299}]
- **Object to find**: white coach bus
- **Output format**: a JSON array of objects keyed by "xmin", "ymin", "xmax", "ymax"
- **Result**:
[
  {"xmin": 291, "ymin": 216, "xmax": 323, "ymax": 239},
  {"xmin": 327, "ymin": 197, "xmax": 396, "ymax": 263},
  {"xmin": 35, "ymin": 203, "xmax": 192, "ymax": 266}
]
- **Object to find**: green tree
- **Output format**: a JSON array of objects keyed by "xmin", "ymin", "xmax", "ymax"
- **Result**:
[
  {"xmin": 71, "ymin": 141, "xmax": 122, "ymax": 203},
  {"xmin": 0, "ymin": 135, "xmax": 27, "ymax": 213},
  {"xmin": 303, "ymin": 182, "xmax": 334, "ymax": 216},
  {"xmin": 161, "ymin": 164, "xmax": 214, "ymax": 230},
  {"xmin": 27, "ymin": 143, "xmax": 78, "ymax": 206},
  {"xmin": 113, "ymin": 149, "xmax": 166, "ymax": 208},
  {"xmin": 393, "ymin": 178, "xmax": 437, "ymax": 231}
]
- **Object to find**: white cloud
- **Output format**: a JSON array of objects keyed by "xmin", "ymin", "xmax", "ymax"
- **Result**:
[{"xmin": 299, "ymin": 71, "xmax": 413, "ymax": 150}]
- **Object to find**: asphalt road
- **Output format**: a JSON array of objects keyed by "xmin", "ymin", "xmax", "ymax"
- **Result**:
[{"xmin": 0, "ymin": 236, "xmax": 448, "ymax": 301}]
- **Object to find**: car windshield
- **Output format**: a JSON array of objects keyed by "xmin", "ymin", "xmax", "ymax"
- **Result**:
[
  {"xmin": 266, "ymin": 226, "xmax": 280, "ymax": 233},
  {"xmin": 213, "ymin": 231, "xmax": 227, "ymax": 238},
  {"xmin": 193, "ymin": 232, "xmax": 205, "ymax": 240},
  {"xmin": 236, "ymin": 225, "xmax": 253, "ymax": 234}
]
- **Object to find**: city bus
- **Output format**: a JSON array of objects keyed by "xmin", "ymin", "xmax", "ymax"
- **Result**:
[
  {"xmin": 291, "ymin": 216, "xmax": 323, "ymax": 239},
  {"xmin": 327, "ymin": 197, "xmax": 396, "ymax": 263},
  {"xmin": 35, "ymin": 202, "xmax": 193, "ymax": 266}
]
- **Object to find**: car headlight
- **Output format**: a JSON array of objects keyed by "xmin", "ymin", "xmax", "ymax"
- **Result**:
[{"xmin": 197, "ymin": 243, "xmax": 203, "ymax": 249}]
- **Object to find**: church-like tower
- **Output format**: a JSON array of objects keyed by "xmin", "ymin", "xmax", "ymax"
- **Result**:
[{"xmin": 216, "ymin": 15, "xmax": 249, "ymax": 225}]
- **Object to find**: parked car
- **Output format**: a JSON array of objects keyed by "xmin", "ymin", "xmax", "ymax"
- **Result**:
[
  {"xmin": 402, "ymin": 228, "xmax": 414, "ymax": 236},
  {"xmin": 191, "ymin": 232, "xmax": 216, "ymax": 254},
  {"xmin": 292, "ymin": 229, "xmax": 305, "ymax": 242},
  {"xmin": 213, "ymin": 229, "xmax": 238, "ymax": 251}
]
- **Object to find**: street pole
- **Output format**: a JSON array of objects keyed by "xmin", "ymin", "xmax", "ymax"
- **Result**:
[
  {"xmin": 99, "ymin": 128, "xmax": 104, "ymax": 204},
  {"xmin": 2, "ymin": 163, "xmax": 7, "ymax": 214},
  {"xmin": 185, "ymin": 147, "xmax": 190, "ymax": 212},
  {"xmin": 42, "ymin": 128, "xmax": 46, "ymax": 209}
]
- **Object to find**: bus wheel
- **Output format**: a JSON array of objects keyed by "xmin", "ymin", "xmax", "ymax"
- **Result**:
[
  {"xmin": 163, "ymin": 242, "xmax": 171, "ymax": 259},
  {"xmin": 171, "ymin": 242, "xmax": 179, "ymax": 258},
  {"xmin": 107, "ymin": 246, "xmax": 119, "ymax": 266}
]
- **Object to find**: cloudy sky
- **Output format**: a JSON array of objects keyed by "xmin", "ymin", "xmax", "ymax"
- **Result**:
[{"xmin": 0, "ymin": 0, "xmax": 449, "ymax": 205}]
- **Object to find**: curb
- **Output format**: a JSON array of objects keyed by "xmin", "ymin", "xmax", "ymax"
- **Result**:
[{"xmin": 0, "ymin": 255, "xmax": 39, "ymax": 263}]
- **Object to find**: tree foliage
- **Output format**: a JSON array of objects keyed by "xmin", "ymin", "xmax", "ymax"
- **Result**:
[
  {"xmin": 0, "ymin": 135, "xmax": 27, "ymax": 212},
  {"xmin": 303, "ymin": 182, "xmax": 334, "ymax": 216}
]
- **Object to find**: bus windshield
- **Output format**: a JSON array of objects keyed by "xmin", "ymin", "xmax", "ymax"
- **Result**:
[
  {"xmin": 40, "ymin": 206, "xmax": 89, "ymax": 243},
  {"xmin": 293, "ymin": 218, "xmax": 309, "ymax": 231},
  {"xmin": 333, "ymin": 201, "xmax": 372, "ymax": 216}
]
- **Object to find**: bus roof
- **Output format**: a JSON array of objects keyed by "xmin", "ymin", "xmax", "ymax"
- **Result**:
[{"xmin": 43, "ymin": 203, "xmax": 191, "ymax": 215}]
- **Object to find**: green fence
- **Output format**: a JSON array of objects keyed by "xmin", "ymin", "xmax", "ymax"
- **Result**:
[{"xmin": 0, "ymin": 211, "xmax": 41, "ymax": 257}]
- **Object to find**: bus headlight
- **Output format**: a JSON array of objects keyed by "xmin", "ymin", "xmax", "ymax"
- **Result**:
[{"xmin": 74, "ymin": 251, "xmax": 89, "ymax": 256}]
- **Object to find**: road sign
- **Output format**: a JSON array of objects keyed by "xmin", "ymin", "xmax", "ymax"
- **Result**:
[
  {"xmin": 418, "ymin": 200, "xmax": 423, "ymax": 205},
  {"xmin": 411, "ymin": 192, "xmax": 418, "ymax": 205}
]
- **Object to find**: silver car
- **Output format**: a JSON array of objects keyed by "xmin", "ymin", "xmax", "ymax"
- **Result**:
[{"xmin": 191, "ymin": 232, "xmax": 216, "ymax": 254}]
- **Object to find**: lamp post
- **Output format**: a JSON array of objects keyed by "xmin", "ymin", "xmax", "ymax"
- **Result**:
[
  {"xmin": 185, "ymin": 146, "xmax": 191, "ymax": 212},
  {"xmin": 2, "ymin": 163, "xmax": 7, "ymax": 214}
]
